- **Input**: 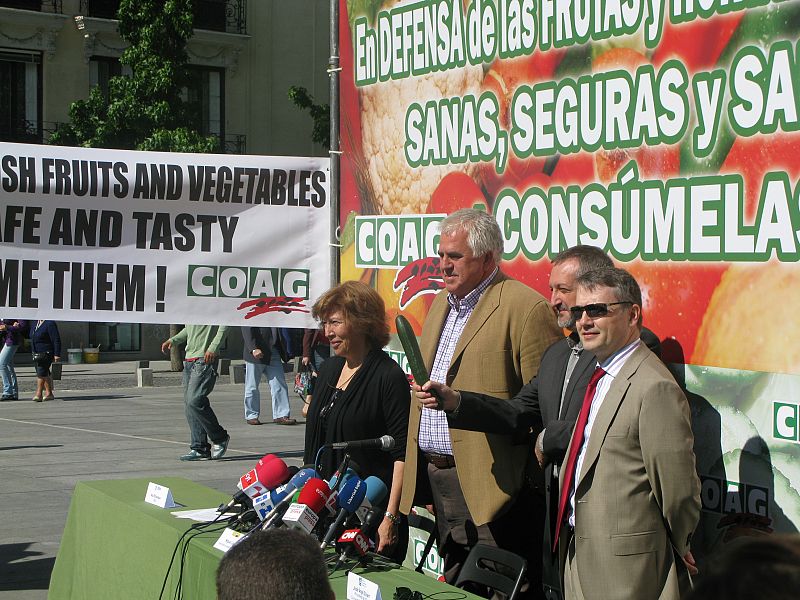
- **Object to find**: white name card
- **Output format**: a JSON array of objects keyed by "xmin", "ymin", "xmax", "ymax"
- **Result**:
[
  {"xmin": 145, "ymin": 482, "xmax": 178, "ymax": 508},
  {"xmin": 213, "ymin": 527, "xmax": 244, "ymax": 553},
  {"xmin": 347, "ymin": 572, "xmax": 382, "ymax": 600}
]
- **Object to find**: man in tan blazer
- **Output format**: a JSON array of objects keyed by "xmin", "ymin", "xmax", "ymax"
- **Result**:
[
  {"xmin": 557, "ymin": 268, "xmax": 700, "ymax": 600},
  {"xmin": 398, "ymin": 208, "xmax": 561, "ymax": 590}
]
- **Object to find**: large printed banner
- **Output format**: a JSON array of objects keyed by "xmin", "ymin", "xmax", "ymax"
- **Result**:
[
  {"xmin": 0, "ymin": 143, "xmax": 331, "ymax": 326},
  {"xmin": 340, "ymin": 0, "xmax": 800, "ymax": 568}
]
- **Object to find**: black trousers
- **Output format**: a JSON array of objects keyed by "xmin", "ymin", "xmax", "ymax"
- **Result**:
[{"xmin": 427, "ymin": 463, "xmax": 546, "ymax": 600}]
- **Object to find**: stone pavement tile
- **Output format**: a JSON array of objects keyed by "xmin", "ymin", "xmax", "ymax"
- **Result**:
[{"xmin": 0, "ymin": 375, "xmax": 308, "ymax": 600}]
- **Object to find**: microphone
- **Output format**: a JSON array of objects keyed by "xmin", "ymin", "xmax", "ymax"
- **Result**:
[
  {"xmin": 355, "ymin": 476, "xmax": 388, "ymax": 524},
  {"xmin": 239, "ymin": 455, "xmax": 291, "ymax": 501},
  {"xmin": 333, "ymin": 505, "xmax": 385, "ymax": 570},
  {"xmin": 335, "ymin": 528, "xmax": 370, "ymax": 562},
  {"xmin": 219, "ymin": 455, "xmax": 289, "ymax": 514},
  {"xmin": 250, "ymin": 466, "xmax": 299, "ymax": 520},
  {"xmin": 320, "ymin": 476, "xmax": 367, "ymax": 548},
  {"xmin": 328, "ymin": 466, "xmax": 360, "ymax": 491},
  {"xmin": 282, "ymin": 478, "xmax": 332, "ymax": 535},
  {"xmin": 259, "ymin": 468, "xmax": 316, "ymax": 528},
  {"xmin": 325, "ymin": 436, "xmax": 395, "ymax": 451}
]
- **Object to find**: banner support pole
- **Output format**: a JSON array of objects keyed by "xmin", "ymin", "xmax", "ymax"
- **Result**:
[{"xmin": 329, "ymin": 0, "xmax": 341, "ymax": 287}]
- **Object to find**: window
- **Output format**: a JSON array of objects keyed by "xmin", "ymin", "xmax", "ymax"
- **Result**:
[
  {"xmin": 80, "ymin": 0, "xmax": 120, "ymax": 20},
  {"xmin": 89, "ymin": 56, "xmax": 128, "ymax": 103},
  {"xmin": 184, "ymin": 65, "xmax": 224, "ymax": 139},
  {"xmin": 0, "ymin": 50, "xmax": 41, "ymax": 143},
  {"xmin": 88, "ymin": 323, "xmax": 141, "ymax": 352}
]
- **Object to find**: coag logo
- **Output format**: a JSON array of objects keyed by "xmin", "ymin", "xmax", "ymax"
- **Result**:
[
  {"xmin": 187, "ymin": 265, "xmax": 309, "ymax": 299},
  {"xmin": 700, "ymin": 475, "xmax": 769, "ymax": 517},
  {"xmin": 386, "ymin": 349, "xmax": 410, "ymax": 375},
  {"xmin": 413, "ymin": 539, "xmax": 444, "ymax": 576},
  {"xmin": 355, "ymin": 215, "xmax": 443, "ymax": 268},
  {"xmin": 773, "ymin": 402, "xmax": 800, "ymax": 443}
]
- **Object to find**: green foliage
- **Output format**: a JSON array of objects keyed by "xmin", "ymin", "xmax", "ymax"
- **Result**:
[
  {"xmin": 51, "ymin": 0, "xmax": 217, "ymax": 153},
  {"xmin": 288, "ymin": 86, "xmax": 330, "ymax": 149},
  {"xmin": 346, "ymin": 0, "xmax": 383, "ymax": 27}
]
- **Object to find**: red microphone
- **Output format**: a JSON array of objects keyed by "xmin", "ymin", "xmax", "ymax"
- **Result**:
[
  {"xmin": 282, "ymin": 478, "xmax": 331, "ymax": 534},
  {"xmin": 240, "ymin": 456, "xmax": 290, "ymax": 500}
]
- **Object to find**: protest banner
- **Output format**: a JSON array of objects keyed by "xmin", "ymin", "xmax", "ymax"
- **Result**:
[{"xmin": 0, "ymin": 142, "xmax": 331, "ymax": 327}]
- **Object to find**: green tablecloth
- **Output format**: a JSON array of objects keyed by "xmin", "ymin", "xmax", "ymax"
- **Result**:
[{"xmin": 49, "ymin": 477, "xmax": 480, "ymax": 600}]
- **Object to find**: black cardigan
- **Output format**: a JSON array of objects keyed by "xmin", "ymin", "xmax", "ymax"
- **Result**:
[{"xmin": 303, "ymin": 348, "xmax": 409, "ymax": 491}]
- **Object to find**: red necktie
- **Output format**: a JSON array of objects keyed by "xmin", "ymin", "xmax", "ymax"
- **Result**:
[{"xmin": 552, "ymin": 366, "xmax": 606, "ymax": 552}]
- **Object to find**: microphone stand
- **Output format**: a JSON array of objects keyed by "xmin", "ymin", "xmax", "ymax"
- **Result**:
[{"xmin": 332, "ymin": 452, "xmax": 351, "ymax": 493}]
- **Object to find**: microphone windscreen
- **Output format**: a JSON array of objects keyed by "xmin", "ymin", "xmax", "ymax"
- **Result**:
[
  {"xmin": 298, "ymin": 478, "xmax": 332, "ymax": 513},
  {"xmin": 270, "ymin": 467, "xmax": 313, "ymax": 504},
  {"xmin": 254, "ymin": 456, "xmax": 291, "ymax": 489},
  {"xmin": 338, "ymin": 477, "xmax": 367, "ymax": 511},
  {"xmin": 291, "ymin": 468, "xmax": 315, "ymax": 487},
  {"xmin": 364, "ymin": 476, "xmax": 388, "ymax": 505},
  {"xmin": 329, "ymin": 467, "xmax": 359, "ymax": 490},
  {"xmin": 257, "ymin": 454, "xmax": 278, "ymax": 467}
]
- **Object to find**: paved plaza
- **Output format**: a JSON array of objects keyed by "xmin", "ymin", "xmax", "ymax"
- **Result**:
[{"xmin": 0, "ymin": 360, "xmax": 308, "ymax": 599}]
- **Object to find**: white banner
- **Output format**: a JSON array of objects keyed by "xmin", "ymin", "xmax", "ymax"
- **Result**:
[{"xmin": 0, "ymin": 143, "xmax": 331, "ymax": 327}]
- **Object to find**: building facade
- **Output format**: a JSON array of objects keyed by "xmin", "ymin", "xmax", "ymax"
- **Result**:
[{"xmin": 1, "ymin": 0, "xmax": 330, "ymax": 360}]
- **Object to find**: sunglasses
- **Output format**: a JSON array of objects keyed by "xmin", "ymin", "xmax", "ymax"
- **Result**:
[{"xmin": 569, "ymin": 301, "xmax": 632, "ymax": 319}]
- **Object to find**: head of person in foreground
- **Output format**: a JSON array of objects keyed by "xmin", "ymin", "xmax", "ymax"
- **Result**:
[{"xmin": 216, "ymin": 528, "xmax": 334, "ymax": 600}]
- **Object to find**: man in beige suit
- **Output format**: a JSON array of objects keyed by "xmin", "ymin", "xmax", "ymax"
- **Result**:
[
  {"xmin": 398, "ymin": 208, "xmax": 561, "ymax": 592},
  {"xmin": 558, "ymin": 267, "xmax": 700, "ymax": 600}
]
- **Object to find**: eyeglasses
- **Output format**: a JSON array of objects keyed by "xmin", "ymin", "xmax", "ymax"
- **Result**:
[
  {"xmin": 569, "ymin": 301, "xmax": 632, "ymax": 319},
  {"xmin": 319, "ymin": 388, "xmax": 341, "ymax": 423},
  {"xmin": 394, "ymin": 588, "xmax": 422, "ymax": 600}
]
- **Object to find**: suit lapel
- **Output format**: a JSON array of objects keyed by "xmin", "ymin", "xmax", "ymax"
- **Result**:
[
  {"xmin": 560, "ymin": 350, "xmax": 595, "ymax": 419},
  {"xmin": 576, "ymin": 344, "xmax": 650, "ymax": 487}
]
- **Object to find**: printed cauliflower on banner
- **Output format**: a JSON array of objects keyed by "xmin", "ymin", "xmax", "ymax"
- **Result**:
[{"xmin": 353, "ymin": 0, "xmax": 483, "ymax": 215}]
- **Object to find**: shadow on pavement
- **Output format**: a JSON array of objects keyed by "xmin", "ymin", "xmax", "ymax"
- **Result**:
[
  {"xmin": 0, "ymin": 445, "xmax": 63, "ymax": 452},
  {"xmin": 0, "ymin": 542, "xmax": 54, "ymax": 591},
  {"xmin": 61, "ymin": 394, "xmax": 141, "ymax": 402}
]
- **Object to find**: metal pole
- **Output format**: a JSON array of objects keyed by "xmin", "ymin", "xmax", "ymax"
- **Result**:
[{"xmin": 329, "ymin": 0, "xmax": 341, "ymax": 287}]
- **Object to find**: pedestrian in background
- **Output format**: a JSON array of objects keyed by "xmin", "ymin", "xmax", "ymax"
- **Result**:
[
  {"xmin": 0, "ymin": 318, "xmax": 28, "ymax": 401},
  {"xmin": 300, "ymin": 327, "xmax": 330, "ymax": 418},
  {"xmin": 162, "ymin": 324, "xmax": 230, "ymax": 461},
  {"xmin": 241, "ymin": 327, "xmax": 296, "ymax": 426},
  {"xmin": 30, "ymin": 319, "xmax": 61, "ymax": 402}
]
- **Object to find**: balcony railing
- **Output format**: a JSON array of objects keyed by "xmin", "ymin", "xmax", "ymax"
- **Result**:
[
  {"xmin": 0, "ymin": 1, "xmax": 62, "ymax": 12},
  {"xmin": 0, "ymin": 120, "xmax": 64, "ymax": 144},
  {"xmin": 194, "ymin": 0, "xmax": 246, "ymax": 34},
  {"xmin": 78, "ymin": 0, "xmax": 118, "ymax": 19},
  {"xmin": 219, "ymin": 133, "xmax": 246, "ymax": 154},
  {"xmin": 77, "ymin": 0, "xmax": 246, "ymax": 34}
]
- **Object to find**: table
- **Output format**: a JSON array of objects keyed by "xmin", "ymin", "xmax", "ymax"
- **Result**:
[{"xmin": 49, "ymin": 477, "xmax": 480, "ymax": 599}]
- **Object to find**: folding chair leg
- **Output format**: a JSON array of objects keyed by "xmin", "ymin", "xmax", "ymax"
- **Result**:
[{"xmin": 415, "ymin": 526, "xmax": 438, "ymax": 573}]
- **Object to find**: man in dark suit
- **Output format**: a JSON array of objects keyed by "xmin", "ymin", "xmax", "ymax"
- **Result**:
[{"xmin": 413, "ymin": 246, "xmax": 661, "ymax": 599}]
